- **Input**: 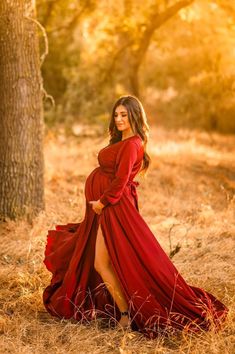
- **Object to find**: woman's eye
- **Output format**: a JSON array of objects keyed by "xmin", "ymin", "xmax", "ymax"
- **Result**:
[{"xmin": 114, "ymin": 114, "xmax": 127, "ymax": 118}]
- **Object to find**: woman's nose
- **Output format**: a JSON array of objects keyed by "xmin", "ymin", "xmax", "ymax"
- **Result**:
[{"xmin": 115, "ymin": 115, "xmax": 123, "ymax": 121}]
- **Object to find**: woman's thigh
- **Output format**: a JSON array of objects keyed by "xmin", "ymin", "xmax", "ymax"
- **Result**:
[{"xmin": 94, "ymin": 224, "xmax": 110, "ymax": 272}]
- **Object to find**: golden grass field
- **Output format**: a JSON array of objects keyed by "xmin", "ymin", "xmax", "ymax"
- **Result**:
[{"xmin": 0, "ymin": 126, "xmax": 234, "ymax": 353}]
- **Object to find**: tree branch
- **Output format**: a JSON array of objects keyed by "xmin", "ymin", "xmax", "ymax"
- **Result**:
[
  {"xmin": 136, "ymin": 0, "xmax": 194, "ymax": 64},
  {"xmin": 25, "ymin": 16, "xmax": 49, "ymax": 66}
]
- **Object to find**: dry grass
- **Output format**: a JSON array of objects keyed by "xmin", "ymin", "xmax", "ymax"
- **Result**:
[{"xmin": 0, "ymin": 126, "xmax": 234, "ymax": 353}]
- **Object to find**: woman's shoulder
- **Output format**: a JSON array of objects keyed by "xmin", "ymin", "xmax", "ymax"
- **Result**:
[
  {"xmin": 120, "ymin": 135, "xmax": 143, "ymax": 153},
  {"xmin": 103, "ymin": 134, "xmax": 143, "ymax": 151},
  {"xmin": 122, "ymin": 134, "xmax": 142, "ymax": 145}
]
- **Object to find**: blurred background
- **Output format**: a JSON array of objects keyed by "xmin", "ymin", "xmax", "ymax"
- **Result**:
[{"xmin": 37, "ymin": 0, "xmax": 235, "ymax": 134}]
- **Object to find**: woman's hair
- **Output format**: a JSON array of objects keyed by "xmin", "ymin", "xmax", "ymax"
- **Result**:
[{"xmin": 108, "ymin": 94, "xmax": 151, "ymax": 175}]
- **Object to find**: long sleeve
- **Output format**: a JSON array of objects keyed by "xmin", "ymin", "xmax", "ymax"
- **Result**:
[{"xmin": 99, "ymin": 139, "xmax": 140, "ymax": 206}]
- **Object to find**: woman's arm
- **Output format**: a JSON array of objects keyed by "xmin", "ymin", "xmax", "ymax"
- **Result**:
[{"xmin": 99, "ymin": 139, "xmax": 140, "ymax": 206}]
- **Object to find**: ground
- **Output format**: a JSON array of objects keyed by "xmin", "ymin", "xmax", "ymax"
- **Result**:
[{"xmin": 0, "ymin": 126, "xmax": 234, "ymax": 353}]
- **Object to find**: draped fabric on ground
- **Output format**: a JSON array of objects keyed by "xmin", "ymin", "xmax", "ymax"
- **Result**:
[{"xmin": 43, "ymin": 135, "xmax": 228, "ymax": 338}]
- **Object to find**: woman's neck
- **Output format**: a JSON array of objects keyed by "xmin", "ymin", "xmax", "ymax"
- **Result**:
[{"xmin": 121, "ymin": 131, "xmax": 135, "ymax": 140}]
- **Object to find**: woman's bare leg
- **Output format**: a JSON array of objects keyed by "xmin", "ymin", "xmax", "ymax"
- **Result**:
[{"xmin": 94, "ymin": 224, "xmax": 129, "ymax": 327}]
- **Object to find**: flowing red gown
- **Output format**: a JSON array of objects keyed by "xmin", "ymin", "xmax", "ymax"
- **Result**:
[{"xmin": 43, "ymin": 135, "xmax": 228, "ymax": 338}]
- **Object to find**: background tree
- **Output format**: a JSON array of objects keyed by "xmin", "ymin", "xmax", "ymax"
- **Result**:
[
  {"xmin": 142, "ymin": 0, "xmax": 235, "ymax": 132},
  {"xmin": 37, "ymin": 0, "xmax": 96, "ymax": 125},
  {"xmin": 0, "ymin": 0, "xmax": 45, "ymax": 221},
  {"xmin": 106, "ymin": 0, "xmax": 194, "ymax": 97},
  {"xmin": 36, "ymin": 0, "xmax": 235, "ymax": 133}
]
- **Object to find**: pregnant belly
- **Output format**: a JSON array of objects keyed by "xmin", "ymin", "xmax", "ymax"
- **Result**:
[{"xmin": 84, "ymin": 166, "xmax": 114, "ymax": 202}]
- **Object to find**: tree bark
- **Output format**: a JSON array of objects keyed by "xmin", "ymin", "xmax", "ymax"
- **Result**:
[
  {"xmin": 129, "ymin": 64, "xmax": 140, "ymax": 97},
  {"xmin": 0, "ymin": 0, "xmax": 45, "ymax": 221}
]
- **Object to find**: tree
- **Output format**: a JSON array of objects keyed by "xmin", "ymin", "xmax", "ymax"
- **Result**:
[
  {"xmin": 0, "ymin": 0, "xmax": 45, "ymax": 221},
  {"xmin": 113, "ymin": 0, "xmax": 195, "ymax": 97}
]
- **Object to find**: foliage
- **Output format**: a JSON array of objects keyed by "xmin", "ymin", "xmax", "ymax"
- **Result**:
[{"xmin": 37, "ymin": 0, "xmax": 235, "ymax": 133}]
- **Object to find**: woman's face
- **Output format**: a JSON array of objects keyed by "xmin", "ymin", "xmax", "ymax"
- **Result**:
[{"xmin": 114, "ymin": 105, "xmax": 132, "ymax": 134}]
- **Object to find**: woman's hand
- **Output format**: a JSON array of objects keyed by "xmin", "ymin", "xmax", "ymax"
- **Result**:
[{"xmin": 89, "ymin": 199, "xmax": 105, "ymax": 215}]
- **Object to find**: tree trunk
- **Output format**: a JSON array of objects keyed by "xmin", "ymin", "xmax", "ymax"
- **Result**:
[
  {"xmin": 0, "ymin": 0, "xmax": 45, "ymax": 221},
  {"xmin": 128, "ymin": 63, "xmax": 140, "ymax": 98}
]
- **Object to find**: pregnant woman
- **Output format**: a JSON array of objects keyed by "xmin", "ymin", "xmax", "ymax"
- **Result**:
[{"xmin": 43, "ymin": 95, "xmax": 228, "ymax": 339}]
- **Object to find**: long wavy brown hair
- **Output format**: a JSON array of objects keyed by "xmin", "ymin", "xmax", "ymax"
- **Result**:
[{"xmin": 107, "ymin": 95, "xmax": 151, "ymax": 175}]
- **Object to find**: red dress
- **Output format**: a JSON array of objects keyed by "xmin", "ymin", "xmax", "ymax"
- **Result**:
[{"xmin": 43, "ymin": 135, "xmax": 228, "ymax": 338}]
